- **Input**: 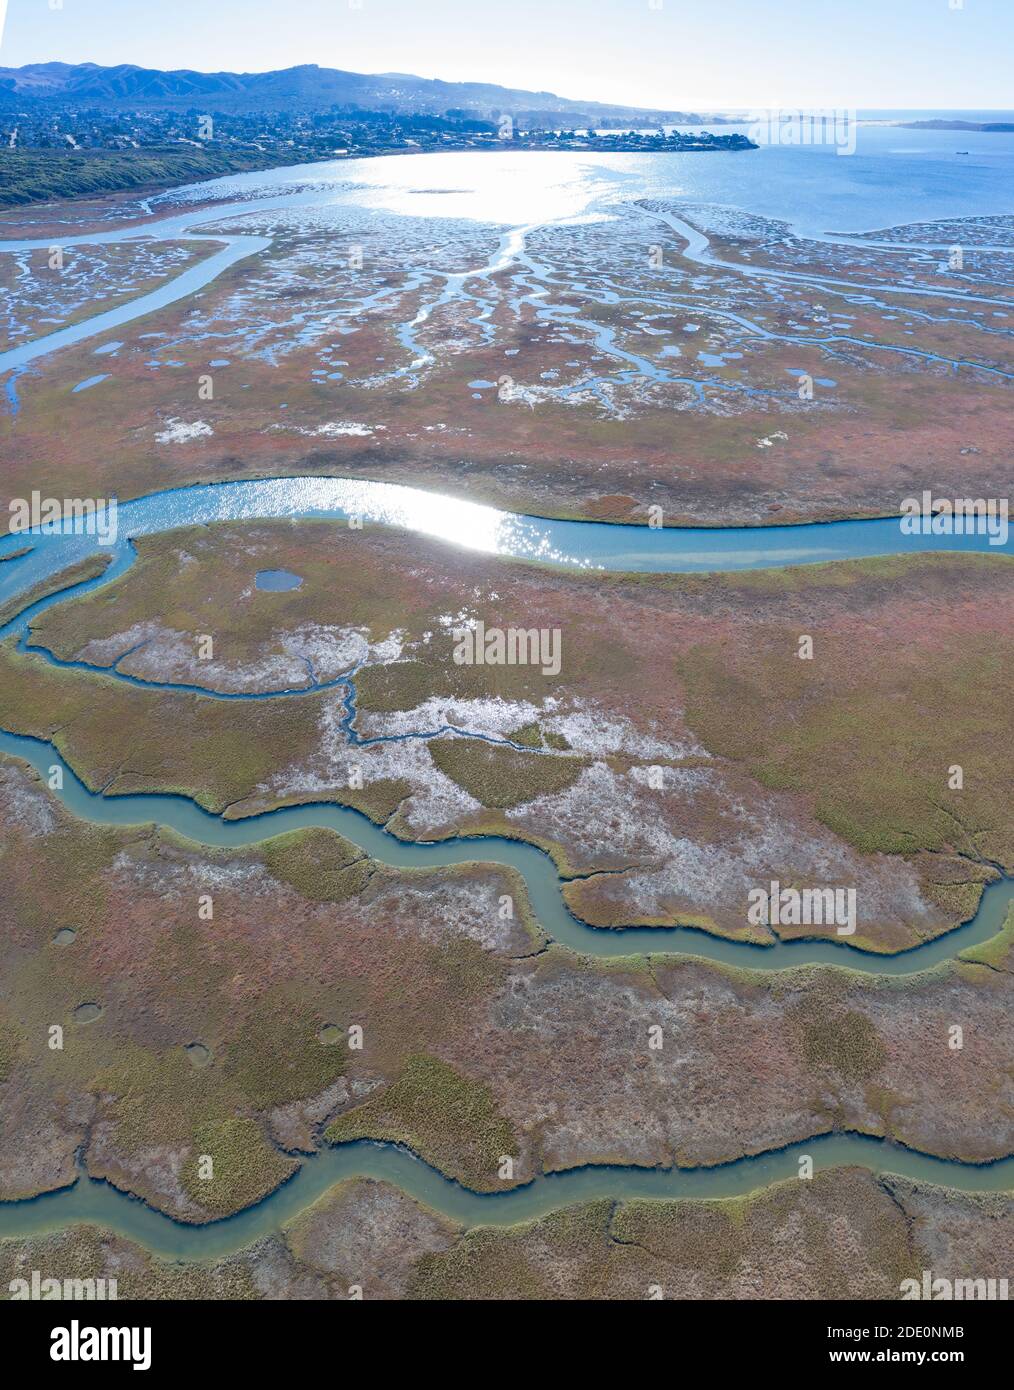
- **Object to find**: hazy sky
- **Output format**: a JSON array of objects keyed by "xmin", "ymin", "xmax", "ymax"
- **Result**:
[{"xmin": 1, "ymin": 0, "xmax": 1012, "ymax": 110}]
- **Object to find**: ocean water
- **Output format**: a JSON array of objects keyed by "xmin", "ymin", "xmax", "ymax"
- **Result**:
[
  {"xmin": 141, "ymin": 119, "xmax": 1014, "ymax": 238},
  {"xmin": 3, "ymin": 120, "xmax": 1012, "ymax": 382}
]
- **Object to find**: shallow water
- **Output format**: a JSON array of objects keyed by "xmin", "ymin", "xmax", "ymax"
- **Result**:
[
  {"xmin": 92, "ymin": 126, "xmax": 1014, "ymax": 239},
  {"xmin": 0, "ymin": 235, "xmax": 270, "ymax": 376},
  {"xmin": 0, "ymin": 723, "xmax": 1008, "ymax": 975},
  {"xmin": 70, "ymin": 374, "xmax": 109, "ymax": 394},
  {"xmin": 0, "ymin": 475, "xmax": 1008, "ymax": 970},
  {"xmin": 2, "ymin": 131, "xmax": 1013, "ymax": 383},
  {"xmin": 254, "ymin": 567, "xmax": 304, "ymax": 591},
  {"xmin": 0, "ymin": 134, "xmax": 1011, "ymax": 1255},
  {"xmin": 0, "ymin": 477, "xmax": 1010, "ymax": 620},
  {"xmin": 0, "ymin": 748, "xmax": 1006, "ymax": 1256},
  {"xmin": 2, "ymin": 1131, "xmax": 1012, "ymax": 1261}
]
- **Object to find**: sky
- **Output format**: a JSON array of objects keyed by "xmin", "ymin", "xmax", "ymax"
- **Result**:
[{"xmin": 0, "ymin": 0, "xmax": 1012, "ymax": 111}]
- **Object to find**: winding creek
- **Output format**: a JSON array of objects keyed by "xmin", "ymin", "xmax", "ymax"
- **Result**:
[
  {"xmin": 5, "ymin": 1134, "xmax": 1014, "ymax": 1262},
  {"xmin": 4, "ymin": 154, "xmax": 1014, "ymax": 397},
  {"xmin": 0, "ymin": 720, "xmax": 1011, "ymax": 975},
  {"xmin": 1, "ymin": 474, "xmax": 1011, "ymax": 592},
  {"xmin": 0, "ymin": 480, "xmax": 1011, "ymax": 1252},
  {"xmin": 1, "ymin": 159, "xmax": 1012, "ymax": 1254}
]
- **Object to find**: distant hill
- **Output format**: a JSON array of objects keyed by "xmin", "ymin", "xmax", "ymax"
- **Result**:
[
  {"xmin": 0, "ymin": 61, "xmax": 707, "ymax": 125},
  {"xmin": 899, "ymin": 118, "xmax": 1014, "ymax": 132}
]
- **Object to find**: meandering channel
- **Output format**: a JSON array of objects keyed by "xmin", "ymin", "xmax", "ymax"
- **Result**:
[
  {"xmin": 0, "ymin": 475, "xmax": 1010, "ymax": 978},
  {"xmin": 2, "ymin": 701, "xmax": 1010, "ymax": 1253},
  {"xmin": 1, "ymin": 171, "xmax": 1012, "ymax": 1255},
  {"xmin": 3, "ymin": 1132, "xmax": 1013, "ymax": 1261},
  {"xmin": 1, "ymin": 475, "xmax": 1010, "ymax": 597},
  {"xmin": 0, "ymin": 722, "xmax": 1010, "ymax": 974},
  {"xmin": 3, "ymin": 169, "xmax": 1013, "ymax": 394}
]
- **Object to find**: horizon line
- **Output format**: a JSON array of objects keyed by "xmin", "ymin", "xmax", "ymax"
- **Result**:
[{"xmin": 2, "ymin": 58, "xmax": 1013, "ymax": 117}]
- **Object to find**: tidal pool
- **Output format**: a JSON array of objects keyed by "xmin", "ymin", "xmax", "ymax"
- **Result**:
[{"xmin": 255, "ymin": 568, "xmax": 304, "ymax": 591}]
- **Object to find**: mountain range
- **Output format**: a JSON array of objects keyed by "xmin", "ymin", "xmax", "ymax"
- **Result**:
[{"xmin": 0, "ymin": 60, "xmax": 710, "ymax": 124}]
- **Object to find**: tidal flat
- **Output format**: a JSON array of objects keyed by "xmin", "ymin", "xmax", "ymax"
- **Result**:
[
  {"xmin": 3, "ymin": 189, "xmax": 1013, "ymax": 527},
  {"xmin": 0, "ymin": 756, "xmax": 1011, "ymax": 1231},
  {"xmin": 1, "ymin": 154, "xmax": 1012, "ymax": 1298},
  {"xmin": 7, "ymin": 522, "xmax": 1012, "ymax": 951}
]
